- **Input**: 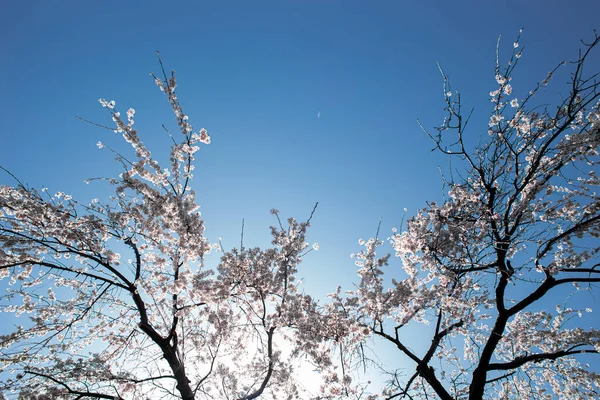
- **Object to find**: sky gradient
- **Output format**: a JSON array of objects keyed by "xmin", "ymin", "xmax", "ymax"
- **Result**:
[{"xmin": 2, "ymin": 0, "xmax": 600, "ymax": 391}]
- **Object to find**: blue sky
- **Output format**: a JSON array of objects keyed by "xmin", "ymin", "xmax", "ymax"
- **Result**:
[
  {"xmin": 1, "ymin": 0, "xmax": 599, "ymax": 389},
  {"xmin": 4, "ymin": 1, "xmax": 598, "ymax": 292},
  {"xmin": 1, "ymin": 0, "xmax": 599, "ymax": 304}
]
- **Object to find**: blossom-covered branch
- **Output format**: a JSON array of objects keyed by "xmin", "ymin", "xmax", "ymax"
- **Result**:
[
  {"xmin": 0, "ymin": 59, "xmax": 332, "ymax": 400},
  {"xmin": 333, "ymin": 31, "xmax": 600, "ymax": 399}
]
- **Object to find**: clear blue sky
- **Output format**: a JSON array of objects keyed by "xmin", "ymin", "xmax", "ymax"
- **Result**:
[
  {"xmin": 1, "ymin": 0, "xmax": 599, "ymax": 385},
  {"xmin": 1, "ymin": 0, "xmax": 599, "ymax": 295}
]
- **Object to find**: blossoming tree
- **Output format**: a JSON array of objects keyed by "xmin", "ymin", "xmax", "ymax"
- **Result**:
[
  {"xmin": 331, "ymin": 33, "xmax": 600, "ymax": 399},
  {"xmin": 0, "ymin": 57, "xmax": 339, "ymax": 399}
]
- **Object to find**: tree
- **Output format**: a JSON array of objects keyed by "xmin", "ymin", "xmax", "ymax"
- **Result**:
[
  {"xmin": 0, "ymin": 56, "xmax": 341, "ymax": 399},
  {"xmin": 331, "ymin": 32, "xmax": 600, "ymax": 399}
]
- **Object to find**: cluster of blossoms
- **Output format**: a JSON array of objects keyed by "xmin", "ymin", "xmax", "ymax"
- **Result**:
[
  {"xmin": 0, "ymin": 62, "xmax": 334, "ymax": 400},
  {"xmin": 326, "ymin": 33, "xmax": 600, "ymax": 399}
]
